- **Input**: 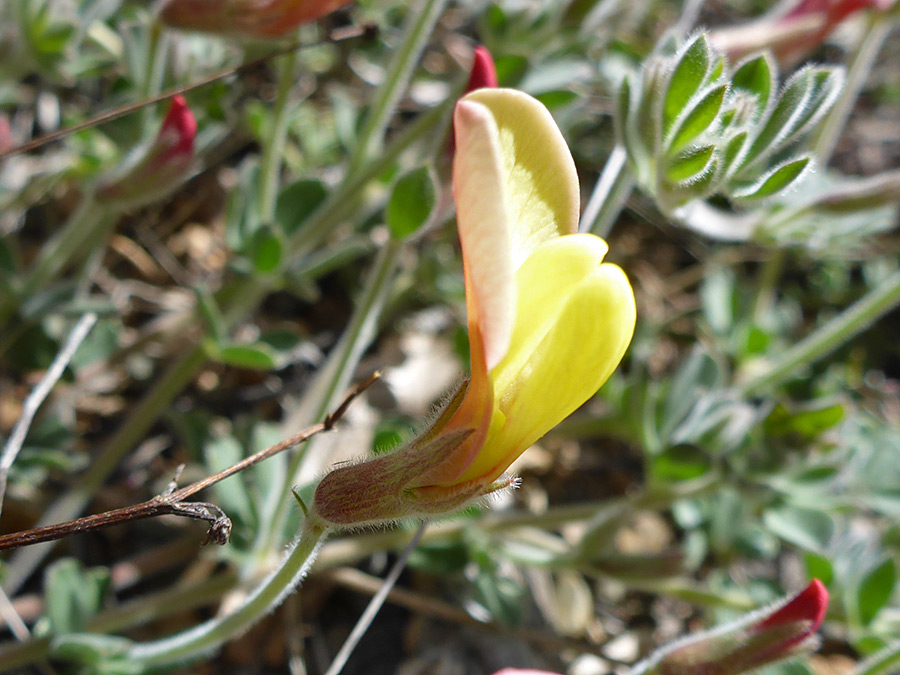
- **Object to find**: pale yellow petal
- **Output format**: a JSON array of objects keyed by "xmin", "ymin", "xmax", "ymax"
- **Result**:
[
  {"xmin": 454, "ymin": 99, "xmax": 516, "ymax": 370},
  {"xmin": 462, "ymin": 88, "xmax": 580, "ymax": 268}
]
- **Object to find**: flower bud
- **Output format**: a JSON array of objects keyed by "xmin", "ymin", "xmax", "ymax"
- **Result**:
[
  {"xmin": 95, "ymin": 96, "xmax": 196, "ymax": 208},
  {"xmin": 635, "ymin": 580, "xmax": 829, "ymax": 675},
  {"xmin": 466, "ymin": 45, "xmax": 498, "ymax": 92},
  {"xmin": 159, "ymin": 0, "xmax": 356, "ymax": 39}
]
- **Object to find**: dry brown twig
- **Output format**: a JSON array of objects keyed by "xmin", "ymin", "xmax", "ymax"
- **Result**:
[
  {"xmin": 0, "ymin": 372, "xmax": 380, "ymax": 553},
  {"xmin": 0, "ymin": 23, "xmax": 375, "ymax": 161}
]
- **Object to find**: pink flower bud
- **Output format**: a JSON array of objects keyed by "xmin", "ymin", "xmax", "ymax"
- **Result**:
[
  {"xmin": 96, "ymin": 96, "xmax": 196, "ymax": 208},
  {"xmin": 466, "ymin": 45, "xmax": 499, "ymax": 92},
  {"xmin": 449, "ymin": 46, "xmax": 498, "ymax": 155},
  {"xmin": 159, "ymin": 0, "xmax": 356, "ymax": 39},
  {"xmin": 636, "ymin": 580, "xmax": 829, "ymax": 675}
]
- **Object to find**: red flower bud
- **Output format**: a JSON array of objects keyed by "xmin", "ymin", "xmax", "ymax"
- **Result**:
[
  {"xmin": 635, "ymin": 580, "xmax": 829, "ymax": 675},
  {"xmin": 96, "ymin": 96, "xmax": 196, "ymax": 207},
  {"xmin": 466, "ymin": 45, "xmax": 499, "ymax": 93}
]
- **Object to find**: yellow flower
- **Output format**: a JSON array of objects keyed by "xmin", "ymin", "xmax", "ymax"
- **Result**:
[{"xmin": 313, "ymin": 89, "xmax": 636, "ymax": 526}]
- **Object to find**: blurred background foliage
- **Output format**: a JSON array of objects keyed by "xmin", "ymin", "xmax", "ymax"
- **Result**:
[{"xmin": 0, "ymin": 0, "xmax": 899, "ymax": 673}]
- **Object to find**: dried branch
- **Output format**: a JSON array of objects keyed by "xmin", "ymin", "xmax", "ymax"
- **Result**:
[
  {"xmin": 0, "ymin": 24, "xmax": 375, "ymax": 161},
  {"xmin": 0, "ymin": 372, "xmax": 379, "ymax": 552},
  {"xmin": 0, "ymin": 313, "xmax": 98, "ymax": 519}
]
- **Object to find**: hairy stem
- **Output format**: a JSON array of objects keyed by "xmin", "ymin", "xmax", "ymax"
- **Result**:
[
  {"xmin": 127, "ymin": 518, "xmax": 328, "ymax": 667},
  {"xmin": 258, "ymin": 46, "xmax": 301, "ymax": 223},
  {"xmin": 740, "ymin": 269, "xmax": 900, "ymax": 395},
  {"xmin": 345, "ymin": 0, "xmax": 449, "ymax": 180}
]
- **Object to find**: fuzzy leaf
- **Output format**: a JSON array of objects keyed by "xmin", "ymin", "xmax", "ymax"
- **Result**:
[
  {"xmin": 776, "ymin": 68, "xmax": 843, "ymax": 149},
  {"xmin": 667, "ymin": 84, "xmax": 727, "ymax": 153},
  {"xmin": 732, "ymin": 53, "xmax": 774, "ymax": 114},
  {"xmin": 666, "ymin": 145, "xmax": 716, "ymax": 183},
  {"xmin": 732, "ymin": 156, "xmax": 810, "ymax": 200},
  {"xmin": 637, "ymin": 63, "xmax": 665, "ymax": 157},
  {"xmin": 45, "ymin": 559, "xmax": 110, "ymax": 635},
  {"xmin": 764, "ymin": 506, "xmax": 833, "ymax": 552},
  {"xmin": 742, "ymin": 67, "xmax": 816, "ymax": 167},
  {"xmin": 663, "ymin": 34, "xmax": 711, "ymax": 136},
  {"xmin": 721, "ymin": 131, "xmax": 749, "ymax": 176}
]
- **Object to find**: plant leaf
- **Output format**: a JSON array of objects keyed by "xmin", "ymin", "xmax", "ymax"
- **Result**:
[
  {"xmin": 666, "ymin": 144, "xmax": 716, "ymax": 183},
  {"xmin": 386, "ymin": 165, "xmax": 437, "ymax": 240},
  {"xmin": 663, "ymin": 34, "xmax": 711, "ymax": 136},
  {"xmin": 858, "ymin": 558, "xmax": 896, "ymax": 626},
  {"xmin": 732, "ymin": 53, "xmax": 774, "ymax": 115},
  {"xmin": 732, "ymin": 156, "xmax": 810, "ymax": 200},
  {"xmin": 667, "ymin": 84, "xmax": 727, "ymax": 153}
]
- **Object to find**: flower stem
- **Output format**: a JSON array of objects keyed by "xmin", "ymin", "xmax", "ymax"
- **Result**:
[
  {"xmin": 345, "ymin": 0, "xmax": 448, "ymax": 180},
  {"xmin": 854, "ymin": 642, "xmax": 900, "ymax": 675},
  {"xmin": 1, "ymin": 96, "xmax": 449, "ymax": 595},
  {"xmin": 812, "ymin": 13, "xmax": 891, "ymax": 165},
  {"xmin": 254, "ymin": 237, "xmax": 404, "ymax": 558},
  {"xmin": 580, "ymin": 144, "xmax": 634, "ymax": 238},
  {"xmin": 258, "ymin": 46, "xmax": 301, "ymax": 223},
  {"xmin": 740, "ymin": 269, "xmax": 900, "ymax": 395},
  {"xmin": 127, "ymin": 518, "xmax": 328, "ymax": 667}
]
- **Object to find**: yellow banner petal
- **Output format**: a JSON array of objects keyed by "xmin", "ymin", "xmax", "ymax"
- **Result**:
[
  {"xmin": 454, "ymin": 99, "xmax": 516, "ymax": 371},
  {"xmin": 462, "ymin": 89, "xmax": 580, "ymax": 269}
]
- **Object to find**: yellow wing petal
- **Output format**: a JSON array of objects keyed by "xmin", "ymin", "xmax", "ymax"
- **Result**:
[{"xmin": 455, "ymin": 236, "xmax": 636, "ymax": 484}]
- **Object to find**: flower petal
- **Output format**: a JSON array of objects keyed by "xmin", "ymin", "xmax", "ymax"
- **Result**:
[
  {"xmin": 454, "ymin": 98, "xmax": 516, "ymax": 370},
  {"xmin": 453, "ymin": 88, "xmax": 581, "ymax": 370},
  {"xmin": 462, "ymin": 88, "xmax": 580, "ymax": 267},
  {"xmin": 454, "ymin": 235, "xmax": 636, "ymax": 483}
]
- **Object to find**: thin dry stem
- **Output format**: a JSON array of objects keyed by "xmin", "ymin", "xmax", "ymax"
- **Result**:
[
  {"xmin": 0, "ymin": 373, "xmax": 379, "ymax": 552},
  {"xmin": 0, "ymin": 24, "xmax": 374, "ymax": 161}
]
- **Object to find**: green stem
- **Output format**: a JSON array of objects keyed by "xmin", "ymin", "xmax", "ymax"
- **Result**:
[
  {"xmin": 751, "ymin": 248, "xmax": 787, "ymax": 323},
  {"xmin": 141, "ymin": 21, "xmax": 169, "ymax": 133},
  {"xmin": 127, "ymin": 518, "xmax": 327, "ymax": 667},
  {"xmin": 345, "ymin": 0, "xmax": 448, "ymax": 180},
  {"xmin": 580, "ymin": 144, "xmax": 635, "ymax": 238},
  {"xmin": 258, "ymin": 47, "xmax": 301, "ymax": 223},
  {"xmin": 740, "ymin": 269, "xmax": 900, "ymax": 395},
  {"xmin": 812, "ymin": 14, "xmax": 891, "ymax": 165},
  {"xmin": 255, "ymin": 237, "xmax": 404, "ymax": 559},
  {"xmin": 0, "ymin": 481, "xmax": 717, "ymax": 669},
  {"xmin": 854, "ymin": 642, "xmax": 900, "ymax": 675},
  {"xmin": 289, "ymin": 100, "xmax": 451, "ymax": 257}
]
